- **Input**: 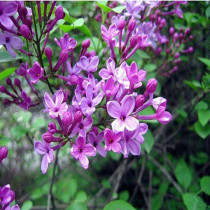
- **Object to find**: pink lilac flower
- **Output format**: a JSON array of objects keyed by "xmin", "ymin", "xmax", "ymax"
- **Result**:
[
  {"xmin": 0, "ymin": 32, "xmax": 23, "ymax": 57},
  {"xmin": 44, "ymin": 89, "xmax": 68, "ymax": 118},
  {"xmin": 120, "ymin": 123, "xmax": 148, "ymax": 158},
  {"xmin": 78, "ymin": 56, "xmax": 99, "ymax": 73},
  {"xmin": 107, "ymin": 95, "xmax": 139, "ymax": 132},
  {"xmin": 104, "ymin": 128, "xmax": 122, "ymax": 153},
  {"xmin": 34, "ymin": 140, "xmax": 54, "ymax": 174},
  {"xmin": 0, "ymin": 1, "xmax": 18, "ymax": 29},
  {"xmin": 88, "ymin": 131, "xmax": 106, "ymax": 157},
  {"xmin": 28, "ymin": 61, "xmax": 44, "ymax": 84},
  {"xmin": 54, "ymin": 33, "xmax": 77, "ymax": 51},
  {"xmin": 0, "ymin": 146, "xmax": 8, "ymax": 164},
  {"xmin": 70, "ymin": 136, "xmax": 96, "ymax": 169}
]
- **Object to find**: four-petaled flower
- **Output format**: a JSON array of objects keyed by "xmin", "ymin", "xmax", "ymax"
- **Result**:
[
  {"xmin": 70, "ymin": 136, "xmax": 96, "ymax": 169},
  {"xmin": 28, "ymin": 61, "xmax": 44, "ymax": 84}
]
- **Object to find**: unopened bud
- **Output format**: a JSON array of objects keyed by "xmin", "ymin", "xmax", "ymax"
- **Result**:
[
  {"xmin": 60, "ymin": 49, "xmax": 68, "ymax": 62},
  {"xmin": 185, "ymin": 28, "xmax": 190, "ymax": 35},
  {"xmin": 82, "ymin": 39, "xmax": 91, "ymax": 48},
  {"xmin": 146, "ymin": 79, "xmax": 158, "ymax": 93},
  {"xmin": 74, "ymin": 111, "xmax": 83, "ymax": 123},
  {"xmin": 174, "ymin": 53, "xmax": 180, "ymax": 59},
  {"xmin": 118, "ymin": 18, "xmax": 126, "ymax": 30},
  {"xmin": 20, "ymin": 24, "xmax": 30, "ymax": 39},
  {"xmin": 0, "ymin": 85, "xmax": 6, "ymax": 93},
  {"xmin": 63, "ymin": 112, "xmax": 73, "ymax": 126},
  {"xmin": 130, "ymin": 35, "xmax": 138, "ymax": 47},
  {"xmin": 0, "ymin": 147, "xmax": 8, "ymax": 163},
  {"xmin": 55, "ymin": 6, "xmax": 64, "ymax": 20},
  {"xmin": 128, "ymin": 18, "xmax": 136, "ymax": 32},
  {"xmin": 48, "ymin": 122, "xmax": 57, "ymax": 134},
  {"xmin": 45, "ymin": 47, "xmax": 52, "ymax": 58},
  {"xmin": 188, "ymin": 47, "xmax": 193, "ymax": 53},
  {"xmin": 180, "ymin": 27, "xmax": 183, "ymax": 33},
  {"xmin": 173, "ymin": 32, "xmax": 179, "ymax": 40},
  {"xmin": 135, "ymin": 94, "xmax": 145, "ymax": 109},
  {"xmin": 14, "ymin": 78, "xmax": 21, "ymax": 87},
  {"xmin": 169, "ymin": 27, "xmax": 175, "ymax": 35},
  {"xmin": 6, "ymin": 78, "xmax": 12, "ymax": 86},
  {"xmin": 189, "ymin": 35, "xmax": 193, "ymax": 40},
  {"xmin": 2, "ymin": 98, "xmax": 11, "ymax": 105}
]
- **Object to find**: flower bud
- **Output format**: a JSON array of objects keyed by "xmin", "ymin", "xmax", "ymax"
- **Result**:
[
  {"xmin": 0, "ymin": 146, "xmax": 8, "ymax": 163},
  {"xmin": 173, "ymin": 32, "xmax": 179, "ymax": 40},
  {"xmin": 0, "ymin": 85, "xmax": 6, "ymax": 93},
  {"xmin": 169, "ymin": 27, "xmax": 175, "ymax": 35},
  {"xmin": 130, "ymin": 35, "xmax": 138, "ymax": 47},
  {"xmin": 160, "ymin": 19, "xmax": 166, "ymax": 27},
  {"xmin": 48, "ymin": 122, "xmax": 57, "ymax": 134},
  {"xmin": 20, "ymin": 7, "xmax": 27, "ymax": 18},
  {"xmin": 179, "ymin": 33, "xmax": 184, "ymax": 39},
  {"xmin": 174, "ymin": 53, "xmax": 180, "ymax": 59},
  {"xmin": 180, "ymin": 27, "xmax": 183, "ymax": 33},
  {"xmin": 55, "ymin": 6, "xmax": 64, "ymax": 20},
  {"xmin": 60, "ymin": 49, "xmax": 68, "ymax": 62},
  {"xmin": 188, "ymin": 47, "xmax": 193, "ymax": 53},
  {"xmin": 185, "ymin": 28, "xmax": 190, "ymax": 35},
  {"xmin": 189, "ymin": 35, "xmax": 193, "ymax": 40},
  {"xmin": 74, "ymin": 111, "xmax": 83, "ymax": 123},
  {"xmin": 90, "ymin": 127, "xmax": 98, "ymax": 135},
  {"xmin": 45, "ymin": 47, "xmax": 52, "ymax": 58},
  {"xmin": 2, "ymin": 99, "xmax": 11, "ymax": 105},
  {"xmin": 128, "ymin": 18, "xmax": 136, "ymax": 32},
  {"xmin": 25, "ymin": 17, "xmax": 32, "ymax": 28},
  {"xmin": 135, "ymin": 94, "xmax": 145, "ymax": 109},
  {"xmin": 14, "ymin": 78, "xmax": 21, "ymax": 87},
  {"xmin": 20, "ymin": 24, "xmax": 31, "ymax": 39},
  {"xmin": 156, "ymin": 47, "xmax": 161, "ymax": 55},
  {"xmin": 70, "ymin": 75, "xmax": 78, "ymax": 85},
  {"xmin": 6, "ymin": 78, "xmax": 12, "ymax": 86},
  {"xmin": 82, "ymin": 39, "xmax": 91, "ymax": 48},
  {"xmin": 146, "ymin": 79, "xmax": 157, "ymax": 94},
  {"xmin": 118, "ymin": 18, "xmax": 126, "ymax": 30},
  {"xmin": 63, "ymin": 112, "xmax": 73, "ymax": 126}
]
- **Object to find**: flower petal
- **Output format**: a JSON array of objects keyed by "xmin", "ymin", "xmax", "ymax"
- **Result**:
[
  {"xmin": 79, "ymin": 154, "xmax": 89, "ymax": 169},
  {"xmin": 34, "ymin": 141, "xmax": 47, "ymax": 155},
  {"xmin": 107, "ymin": 101, "xmax": 121, "ymax": 118},
  {"xmin": 10, "ymin": 36, "xmax": 23, "ymax": 49},
  {"xmin": 112, "ymin": 119, "xmax": 125, "ymax": 132},
  {"xmin": 83, "ymin": 144, "xmax": 96, "ymax": 156},
  {"xmin": 121, "ymin": 95, "xmax": 135, "ymax": 116},
  {"xmin": 44, "ymin": 92, "xmax": 55, "ymax": 109},
  {"xmin": 128, "ymin": 139, "xmax": 141, "ymax": 156},
  {"xmin": 55, "ymin": 89, "xmax": 64, "ymax": 107},
  {"xmin": 41, "ymin": 155, "xmax": 48, "ymax": 174},
  {"xmin": 124, "ymin": 116, "xmax": 139, "ymax": 131},
  {"xmin": 112, "ymin": 142, "xmax": 121, "ymax": 153}
]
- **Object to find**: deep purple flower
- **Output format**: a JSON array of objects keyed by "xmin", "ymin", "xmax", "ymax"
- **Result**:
[
  {"xmin": 0, "ymin": 32, "xmax": 23, "ymax": 57},
  {"xmin": 70, "ymin": 136, "xmax": 96, "ymax": 169},
  {"xmin": 15, "ymin": 62, "xmax": 29, "ymax": 77},
  {"xmin": 78, "ymin": 56, "xmax": 99, "ymax": 73},
  {"xmin": 54, "ymin": 33, "xmax": 77, "ymax": 51},
  {"xmin": 101, "ymin": 24, "xmax": 119, "ymax": 44},
  {"xmin": 19, "ymin": 91, "xmax": 31, "ymax": 110},
  {"xmin": 0, "ymin": 1, "xmax": 18, "ymax": 29},
  {"xmin": 28, "ymin": 61, "xmax": 44, "ymax": 84},
  {"xmin": 0, "ymin": 146, "xmax": 8, "ymax": 164},
  {"xmin": 88, "ymin": 131, "xmax": 106, "ymax": 157},
  {"xmin": 34, "ymin": 140, "xmax": 54, "ymax": 174},
  {"xmin": 104, "ymin": 128, "xmax": 122, "ymax": 153},
  {"xmin": 44, "ymin": 89, "xmax": 68, "ymax": 118},
  {"xmin": 107, "ymin": 95, "xmax": 139, "ymax": 132}
]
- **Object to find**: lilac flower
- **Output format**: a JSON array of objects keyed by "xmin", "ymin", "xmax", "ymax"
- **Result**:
[
  {"xmin": 78, "ymin": 56, "xmax": 99, "ymax": 73},
  {"xmin": 0, "ymin": 32, "xmax": 23, "ymax": 57},
  {"xmin": 104, "ymin": 128, "xmax": 122, "ymax": 153},
  {"xmin": 19, "ymin": 91, "xmax": 31, "ymax": 110},
  {"xmin": 0, "ymin": 146, "xmax": 8, "ymax": 164},
  {"xmin": 88, "ymin": 131, "xmax": 106, "ymax": 157},
  {"xmin": 44, "ymin": 89, "xmax": 68, "ymax": 118},
  {"xmin": 28, "ymin": 61, "xmax": 44, "ymax": 84},
  {"xmin": 80, "ymin": 84, "xmax": 104, "ymax": 116},
  {"xmin": 70, "ymin": 136, "xmax": 96, "ymax": 169},
  {"xmin": 107, "ymin": 95, "xmax": 139, "ymax": 132},
  {"xmin": 15, "ymin": 62, "xmax": 29, "ymax": 77},
  {"xmin": 34, "ymin": 140, "xmax": 54, "ymax": 174},
  {"xmin": 120, "ymin": 123, "xmax": 148, "ymax": 157},
  {"xmin": 99, "ymin": 58, "xmax": 116, "ymax": 80},
  {"xmin": 54, "ymin": 33, "xmax": 77, "ymax": 51},
  {"xmin": 101, "ymin": 77, "xmax": 119, "ymax": 98},
  {"xmin": 0, "ymin": 1, "xmax": 18, "ymax": 29},
  {"xmin": 156, "ymin": 106, "xmax": 172, "ymax": 124},
  {"xmin": 124, "ymin": 1, "xmax": 143, "ymax": 19},
  {"xmin": 71, "ymin": 117, "xmax": 93, "ymax": 137},
  {"xmin": 101, "ymin": 24, "xmax": 119, "ymax": 44}
]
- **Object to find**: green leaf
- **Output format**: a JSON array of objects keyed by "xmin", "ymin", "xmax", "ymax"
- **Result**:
[
  {"xmin": 31, "ymin": 117, "xmax": 46, "ymax": 130},
  {"xmin": 13, "ymin": 111, "xmax": 32, "ymax": 124},
  {"xmin": 0, "ymin": 67, "xmax": 16, "ymax": 81},
  {"xmin": 194, "ymin": 101, "xmax": 208, "ymax": 111},
  {"xmin": 206, "ymin": 7, "xmax": 210, "ymax": 18},
  {"xmin": 0, "ymin": 50, "xmax": 22, "ymax": 63},
  {"xmin": 175, "ymin": 160, "xmax": 192, "ymax": 190},
  {"xmin": 182, "ymin": 193, "xmax": 206, "ymax": 210},
  {"xmin": 198, "ymin": 110, "xmax": 210, "ymax": 127},
  {"xmin": 184, "ymin": 80, "xmax": 200, "ymax": 91},
  {"xmin": 194, "ymin": 121, "xmax": 210, "ymax": 139},
  {"xmin": 112, "ymin": 6, "xmax": 125, "ymax": 13},
  {"xmin": 141, "ymin": 130, "xmax": 154, "ymax": 154},
  {"xmin": 151, "ymin": 194, "xmax": 163, "ymax": 210},
  {"xmin": 96, "ymin": 2, "xmax": 112, "ymax": 13},
  {"xmin": 119, "ymin": 191, "xmax": 129, "ymax": 201},
  {"xmin": 21, "ymin": 200, "xmax": 33, "ymax": 210},
  {"xmin": 136, "ymin": 50, "xmax": 151, "ymax": 59},
  {"xmin": 198, "ymin": 57, "xmax": 210, "ymax": 68},
  {"xmin": 67, "ymin": 202, "xmax": 87, "ymax": 210},
  {"xmin": 200, "ymin": 176, "xmax": 210, "ymax": 195},
  {"xmin": 144, "ymin": 63, "xmax": 157, "ymax": 72},
  {"xmin": 11, "ymin": 126, "xmax": 28, "ymax": 140},
  {"xmin": 75, "ymin": 191, "xmax": 87, "ymax": 203},
  {"xmin": 176, "ymin": 109, "xmax": 188, "ymax": 118},
  {"xmin": 104, "ymin": 200, "xmax": 136, "ymax": 210},
  {"xmin": 59, "ymin": 18, "xmax": 84, "ymax": 32},
  {"xmin": 102, "ymin": 179, "xmax": 111, "ymax": 189}
]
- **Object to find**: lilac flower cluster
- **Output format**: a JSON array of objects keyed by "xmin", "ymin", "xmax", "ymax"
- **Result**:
[{"xmin": 32, "ymin": 31, "xmax": 172, "ymax": 172}]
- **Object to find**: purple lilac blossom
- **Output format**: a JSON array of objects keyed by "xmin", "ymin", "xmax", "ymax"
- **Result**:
[
  {"xmin": 70, "ymin": 136, "xmax": 96, "ymax": 169},
  {"xmin": 28, "ymin": 61, "xmax": 44, "ymax": 84},
  {"xmin": 19, "ymin": 90, "xmax": 32, "ymax": 110},
  {"xmin": 0, "ymin": 32, "xmax": 23, "ymax": 57},
  {"xmin": 124, "ymin": 0, "xmax": 144, "ymax": 19},
  {"xmin": 34, "ymin": 140, "xmax": 55, "ymax": 174},
  {"xmin": 78, "ymin": 56, "xmax": 99, "ymax": 73},
  {"xmin": 0, "ymin": 146, "xmax": 8, "ymax": 164}
]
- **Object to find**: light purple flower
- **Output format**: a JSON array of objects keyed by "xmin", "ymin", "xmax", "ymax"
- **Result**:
[
  {"xmin": 156, "ymin": 106, "xmax": 172, "ymax": 124},
  {"xmin": 104, "ymin": 128, "xmax": 122, "ymax": 153},
  {"xmin": 54, "ymin": 33, "xmax": 77, "ymax": 51},
  {"xmin": 101, "ymin": 77, "xmax": 119, "ymax": 98},
  {"xmin": 70, "ymin": 136, "xmax": 96, "ymax": 169},
  {"xmin": 124, "ymin": 1, "xmax": 143, "ymax": 19},
  {"xmin": 44, "ymin": 89, "xmax": 68, "ymax": 118},
  {"xmin": 78, "ymin": 56, "xmax": 99, "ymax": 73},
  {"xmin": 99, "ymin": 58, "xmax": 116, "ymax": 80},
  {"xmin": 107, "ymin": 95, "xmax": 139, "ymax": 132},
  {"xmin": 34, "ymin": 140, "xmax": 54, "ymax": 174},
  {"xmin": 88, "ymin": 131, "xmax": 106, "ymax": 157},
  {"xmin": 0, "ymin": 1, "xmax": 18, "ymax": 29},
  {"xmin": 0, "ymin": 184, "xmax": 15, "ymax": 210},
  {"xmin": 0, "ymin": 32, "xmax": 23, "ymax": 58},
  {"xmin": 28, "ymin": 61, "xmax": 44, "ymax": 84},
  {"xmin": 101, "ymin": 24, "xmax": 119, "ymax": 44}
]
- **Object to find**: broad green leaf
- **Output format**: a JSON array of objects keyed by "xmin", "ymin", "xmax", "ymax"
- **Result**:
[
  {"xmin": 31, "ymin": 118, "xmax": 46, "ymax": 130},
  {"xmin": 200, "ymin": 176, "xmax": 210, "ymax": 195},
  {"xmin": 11, "ymin": 126, "xmax": 28, "ymax": 140},
  {"xmin": 0, "ymin": 67, "xmax": 16, "ymax": 81},
  {"xmin": 0, "ymin": 137, "xmax": 10, "ymax": 147},
  {"xmin": 96, "ymin": 2, "xmax": 112, "ymax": 13},
  {"xmin": 67, "ymin": 202, "xmax": 87, "ymax": 210},
  {"xmin": 141, "ymin": 130, "xmax": 154, "ymax": 154},
  {"xmin": 0, "ymin": 51, "xmax": 22, "ymax": 63},
  {"xmin": 144, "ymin": 63, "xmax": 157, "ymax": 72},
  {"xmin": 75, "ymin": 191, "xmax": 87, "ymax": 203},
  {"xmin": 198, "ymin": 57, "xmax": 210, "ymax": 68},
  {"xmin": 13, "ymin": 111, "xmax": 32, "ymax": 124},
  {"xmin": 206, "ymin": 7, "xmax": 210, "ymax": 18},
  {"xmin": 182, "ymin": 193, "xmax": 206, "ymax": 210},
  {"xmin": 184, "ymin": 80, "xmax": 200, "ymax": 91},
  {"xmin": 194, "ymin": 101, "xmax": 208, "ymax": 111},
  {"xmin": 119, "ymin": 191, "xmax": 129, "ymax": 201},
  {"xmin": 175, "ymin": 160, "xmax": 192, "ymax": 190},
  {"xmin": 198, "ymin": 109, "xmax": 210, "ymax": 127},
  {"xmin": 21, "ymin": 200, "xmax": 33, "ymax": 210},
  {"xmin": 59, "ymin": 18, "xmax": 84, "ymax": 32},
  {"xmin": 104, "ymin": 200, "xmax": 136, "ymax": 210},
  {"xmin": 112, "ymin": 6, "xmax": 125, "ymax": 13},
  {"xmin": 194, "ymin": 121, "xmax": 210, "ymax": 139},
  {"xmin": 176, "ymin": 109, "xmax": 188, "ymax": 118},
  {"xmin": 151, "ymin": 194, "xmax": 163, "ymax": 210}
]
